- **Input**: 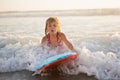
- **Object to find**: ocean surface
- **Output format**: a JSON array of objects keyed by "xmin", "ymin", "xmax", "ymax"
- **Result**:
[{"xmin": 0, "ymin": 13, "xmax": 120, "ymax": 80}]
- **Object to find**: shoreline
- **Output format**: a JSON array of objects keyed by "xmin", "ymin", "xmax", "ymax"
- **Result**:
[{"xmin": 0, "ymin": 70, "xmax": 97, "ymax": 80}]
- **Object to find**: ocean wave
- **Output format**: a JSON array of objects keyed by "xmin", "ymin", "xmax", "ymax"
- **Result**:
[{"xmin": 0, "ymin": 32, "xmax": 120, "ymax": 79}]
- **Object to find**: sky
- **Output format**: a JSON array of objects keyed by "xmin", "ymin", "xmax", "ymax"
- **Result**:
[{"xmin": 0, "ymin": 0, "xmax": 120, "ymax": 12}]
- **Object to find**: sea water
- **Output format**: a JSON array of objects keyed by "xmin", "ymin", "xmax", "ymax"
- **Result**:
[{"xmin": 0, "ymin": 14, "xmax": 120, "ymax": 79}]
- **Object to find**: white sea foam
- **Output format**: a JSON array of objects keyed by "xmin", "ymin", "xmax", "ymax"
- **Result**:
[{"xmin": 0, "ymin": 32, "xmax": 119, "ymax": 79}]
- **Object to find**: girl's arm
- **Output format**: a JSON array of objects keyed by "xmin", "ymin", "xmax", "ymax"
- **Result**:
[
  {"xmin": 61, "ymin": 33, "xmax": 74, "ymax": 50},
  {"xmin": 61, "ymin": 33, "xmax": 78, "ymax": 53}
]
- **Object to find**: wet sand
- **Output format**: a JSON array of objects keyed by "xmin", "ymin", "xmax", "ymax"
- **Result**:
[{"xmin": 0, "ymin": 70, "xmax": 97, "ymax": 80}]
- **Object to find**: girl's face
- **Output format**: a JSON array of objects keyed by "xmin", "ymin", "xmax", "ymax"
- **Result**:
[{"xmin": 47, "ymin": 22, "xmax": 58, "ymax": 34}]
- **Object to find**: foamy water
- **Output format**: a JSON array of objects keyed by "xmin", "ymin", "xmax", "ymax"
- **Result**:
[{"xmin": 0, "ymin": 15, "xmax": 120, "ymax": 79}]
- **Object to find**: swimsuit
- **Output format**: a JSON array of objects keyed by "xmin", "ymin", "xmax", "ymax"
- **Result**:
[{"xmin": 47, "ymin": 33, "xmax": 63, "ymax": 47}]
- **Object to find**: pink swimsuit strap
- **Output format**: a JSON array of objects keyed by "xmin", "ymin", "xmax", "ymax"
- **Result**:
[{"xmin": 47, "ymin": 33, "xmax": 63, "ymax": 47}]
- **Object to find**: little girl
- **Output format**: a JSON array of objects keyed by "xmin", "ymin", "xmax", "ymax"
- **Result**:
[{"xmin": 41, "ymin": 17, "xmax": 77, "ymax": 53}]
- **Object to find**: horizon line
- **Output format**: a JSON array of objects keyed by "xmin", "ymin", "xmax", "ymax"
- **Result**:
[{"xmin": 0, "ymin": 8, "xmax": 120, "ymax": 13}]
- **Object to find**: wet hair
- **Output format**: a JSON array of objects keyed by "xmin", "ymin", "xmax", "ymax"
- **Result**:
[{"xmin": 45, "ymin": 17, "xmax": 61, "ymax": 35}]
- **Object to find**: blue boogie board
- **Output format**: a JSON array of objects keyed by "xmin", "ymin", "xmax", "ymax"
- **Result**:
[{"xmin": 32, "ymin": 51, "xmax": 78, "ymax": 76}]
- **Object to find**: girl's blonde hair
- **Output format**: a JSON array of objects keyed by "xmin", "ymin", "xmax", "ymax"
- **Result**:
[{"xmin": 45, "ymin": 17, "xmax": 61, "ymax": 35}]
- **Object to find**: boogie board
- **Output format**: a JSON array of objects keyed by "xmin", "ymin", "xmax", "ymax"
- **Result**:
[{"xmin": 32, "ymin": 51, "xmax": 78, "ymax": 76}]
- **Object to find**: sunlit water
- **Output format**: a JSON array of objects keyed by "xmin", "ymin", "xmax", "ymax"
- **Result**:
[{"xmin": 0, "ymin": 14, "xmax": 120, "ymax": 79}]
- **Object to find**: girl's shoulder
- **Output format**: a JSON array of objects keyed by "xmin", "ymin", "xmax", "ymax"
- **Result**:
[
  {"xmin": 41, "ymin": 35, "xmax": 48, "ymax": 44},
  {"xmin": 58, "ymin": 32, "xmax": 65, "ymax": 36},
  {"xmin": 58, "ymin": 32, "xmax": 66, "ymax": 39}
]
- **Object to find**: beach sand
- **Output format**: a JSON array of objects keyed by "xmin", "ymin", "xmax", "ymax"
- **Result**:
[{"xmin": 0, "ymin": 70, "xmax": 97, "ymax": 80}]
